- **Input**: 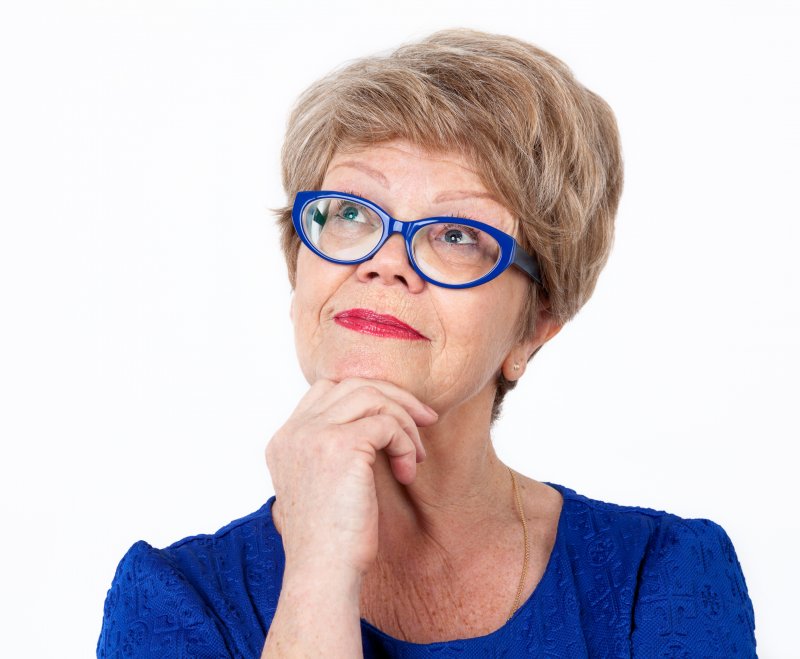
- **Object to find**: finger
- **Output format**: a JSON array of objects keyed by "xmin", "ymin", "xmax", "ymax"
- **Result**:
[
  {"xmin": 321, "ymin": 377, "xmax": 438, "ymax": 426},
  {"xmin": 322, "ymin": 386, "xmax": 427, "ymax": 461},
  {"xmin": 292, "ymin": 378, "xmax": 338, "ymax": 417},
  {"xmin": 346, "ymin": 415, "xmax": 419, "ymax": 485}
]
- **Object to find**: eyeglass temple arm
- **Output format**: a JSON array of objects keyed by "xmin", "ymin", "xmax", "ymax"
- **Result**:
[{"xmin": 512, "ymin": 244, "xmax": 543, "ymax": 287}]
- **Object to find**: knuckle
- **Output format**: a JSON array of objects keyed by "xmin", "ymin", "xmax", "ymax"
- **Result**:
[
  {"xmin": 265, "ymin": 432, "xmax": 286, "ymax": 465},
  {"xmin": 315, "ymin": 378, "xmax": 336, "ymax": 392},
  {"xmin": 265, "ymin": 434, "xmax": 278, "ymax": 459},
  {"xmin": 378, "ymin": 414, "xmax": 403, "ymax": 437},
  {"xmin": 264, "ymin": 442, "xmax": 280, "ymax": 475},
  {"xmin": 336, "ymin": 376, "xmax": 363, "ymax": 391},
  {"xmin": 368, "ymin": 412, "xmax": 391, "ymax": 429},
  {"xmin": 402, "ymin": 422, "xmax": 418, "ymax": 442},
  {"xmin": 310, "ymin": 424, "xmax": 347, "ymax": 456},
  {"xmin": 354, "ymin": 384, "xmax": 382, "ymax": 401}
]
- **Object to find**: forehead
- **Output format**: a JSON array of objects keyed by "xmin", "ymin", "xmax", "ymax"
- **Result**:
[{"xmin": 327, "ymin": 140, "xmax": 482, "ymax": 186}]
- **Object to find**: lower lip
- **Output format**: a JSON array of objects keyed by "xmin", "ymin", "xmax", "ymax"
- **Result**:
[{"xmin": 334, "ymin": 316, "xmax": 427, "ymax": 341}]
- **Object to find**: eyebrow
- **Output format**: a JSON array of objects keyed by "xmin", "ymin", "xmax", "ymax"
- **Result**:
[
  {"xmin": 328, "ymin": 161, "xmax": 389, "ymax": 187},
  {"xmin": 328, "ymin": 162, "xmax": 500, "ymax": 205},
  {"xmin": 433, "ymin": 190, "xmax": 501, "ymax": 204}
]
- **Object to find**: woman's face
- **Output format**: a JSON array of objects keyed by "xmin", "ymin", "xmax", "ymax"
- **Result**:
[{"xmin": 291, "ymin": 139, "xmax": 538, "ymax": 413}]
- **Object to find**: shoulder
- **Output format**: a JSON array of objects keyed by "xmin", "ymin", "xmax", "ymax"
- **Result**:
[
  {"xmin": 97, "ymin": 497, "xmax": 283, "ymax": 658},
  {"xmin": 157, "ymin": 496, "xmax": 285, "ymax": 603},
  {"xmin": 547, "ymin": 481, "xmax": 684, "ymax": 553},
  {"xmin": 549, "ymin": 483, "xmax": 757, "ymax": 657},
  {"xmin": 548, "ymin": 482, "xmax": 757, "ymax": 656},
  {"xmin": 551, "ymin": 481, "xmax": 754, "ymax": 595},
  {"xmin": 633, "ymin": 512, "xmax": 757, "ymax": 656},
  {"xmin": 162, "ymin": 496, "xmax": 283, "ymax": 567},
  {"xmin": 547, "ymin": 481, "xmax": 751, "ymax": 551},
  {"xmin": 97, "ymin": 539, "xmax": 231, "ymax": 658}
]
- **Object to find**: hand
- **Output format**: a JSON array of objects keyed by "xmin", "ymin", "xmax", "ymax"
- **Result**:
[{"xmin": 265, "ymin": 377, "xmax": 438, "ymax": 579}]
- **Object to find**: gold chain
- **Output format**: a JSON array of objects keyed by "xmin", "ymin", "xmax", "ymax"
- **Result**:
[{"xmin": 507, "ymin": 466, "xmax": 529, "ymax": 620}]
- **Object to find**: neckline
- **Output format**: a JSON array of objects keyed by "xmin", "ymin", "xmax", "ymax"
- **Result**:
[
  {"xmin": 356, "ymin": 481, "xmax": 568, "ymax": 648},
  {"xmin": 265, "ymin": 482, "xmax": 570, "ymax": 648}
]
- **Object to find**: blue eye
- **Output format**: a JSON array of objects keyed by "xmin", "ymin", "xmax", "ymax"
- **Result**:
[
  {"xmin": 341, "ymin": 205, "xmax": 361, "ymax": 221},
  {"xmin": 331, "ymin": 199, "xmax": 371, "ymax": 224}
]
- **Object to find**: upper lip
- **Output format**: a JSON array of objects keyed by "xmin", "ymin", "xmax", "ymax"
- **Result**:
[{"xmin": 334, "ymin": 308, "xmax": 429, "ymax": 339}]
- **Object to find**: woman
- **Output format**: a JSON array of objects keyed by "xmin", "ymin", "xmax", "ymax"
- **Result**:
[{"xmin": 98, "ymin": 29, "xmax": 757, "ymax": 657}]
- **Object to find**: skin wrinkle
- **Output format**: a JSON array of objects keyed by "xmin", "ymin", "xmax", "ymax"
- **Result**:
[
  {"xmin": 364, "ymin": 512, "xmax": 519, "ymax": 639},
  {"xmin": 410, "ymin": 574, "xmax": 451, "ymax": 632}
]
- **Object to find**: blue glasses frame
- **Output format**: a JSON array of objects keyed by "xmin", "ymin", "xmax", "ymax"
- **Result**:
[{"xmin": 292, "ymin": 190, "xmax": 544, "ymax": 290}]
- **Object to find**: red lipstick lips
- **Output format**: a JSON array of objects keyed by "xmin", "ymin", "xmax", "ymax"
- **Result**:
[{"xmin": 334, "ymin": 308, "xmax": 429, "ymax": 341}]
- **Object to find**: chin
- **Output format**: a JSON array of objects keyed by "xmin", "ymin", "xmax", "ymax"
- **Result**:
[{"xmin": 316, "ymin": 349, "xmax": 417, "ymax": 388}]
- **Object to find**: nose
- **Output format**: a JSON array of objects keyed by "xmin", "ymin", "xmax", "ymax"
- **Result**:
[{"xmin": 354, "ymin": 233, "xmax": 426, "ymax": 292}]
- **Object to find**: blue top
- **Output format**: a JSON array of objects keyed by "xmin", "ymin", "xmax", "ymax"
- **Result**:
[{"xmin": 97, "ymin": 483, "xmax": 757, "ymax": 657}]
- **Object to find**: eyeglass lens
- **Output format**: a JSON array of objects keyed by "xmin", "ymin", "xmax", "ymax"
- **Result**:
[{"xmin": 302, "ymin": 196, "xmax": 502, "ymax": 285}]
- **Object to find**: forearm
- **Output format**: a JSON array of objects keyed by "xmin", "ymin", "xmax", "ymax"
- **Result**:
[{"xmin": 262, "ymin": 564, "xmax": 363, "ymax": 658}]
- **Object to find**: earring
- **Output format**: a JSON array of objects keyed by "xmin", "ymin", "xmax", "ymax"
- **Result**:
[{"xmin": 513, "ymin": 363, "xmax": 520, "ymax": 371}]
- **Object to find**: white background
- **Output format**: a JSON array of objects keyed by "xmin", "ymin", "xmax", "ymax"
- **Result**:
[{"xmin": 0, "ymin": 1, "xmax": 797, "ymax": 656}]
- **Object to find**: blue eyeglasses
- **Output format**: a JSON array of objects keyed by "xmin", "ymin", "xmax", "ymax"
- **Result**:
[{"xmin": 292, "ymin": 191, "xmax": 544, "ymax": 290}]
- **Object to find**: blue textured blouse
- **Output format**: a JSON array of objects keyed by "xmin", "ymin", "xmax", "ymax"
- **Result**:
[{"xmin": 97, "ymin": 483, "xmax": 757, "ymax": 657}]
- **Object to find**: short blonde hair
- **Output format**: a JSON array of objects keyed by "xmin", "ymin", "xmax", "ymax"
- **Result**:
[{"xmin": 275, "ymin": 28, "xmax": 623, "ymax": 421}]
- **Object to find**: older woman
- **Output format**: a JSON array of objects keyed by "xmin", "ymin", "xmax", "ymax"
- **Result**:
[{"xmin": 98, "ymin": 29, "xmax": 757, "ymax": 657}]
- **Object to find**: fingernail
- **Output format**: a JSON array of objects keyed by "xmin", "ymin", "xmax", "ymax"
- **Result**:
[{"xmin": 424, "ymin": 404, "xmax": 438, "ymax": 418}]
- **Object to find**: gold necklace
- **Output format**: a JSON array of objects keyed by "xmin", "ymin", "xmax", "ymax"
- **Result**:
[{"xmin": 507, "ymin": 466, "xmax": 529, "ymax": 621}]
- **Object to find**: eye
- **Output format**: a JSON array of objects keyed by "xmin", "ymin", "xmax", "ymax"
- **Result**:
[
  {"xmin": 440, "ymin": 226, "xmax": 478, "ymax": 245},
  {"xmin": 341, "ymin": 205, "xmax": 361, "ymax": 221},
  {"xmin": 333, "ymin": 202, "xmax": 369, "ymax": 223},
  {"xmin": 433, "ymin": 222, "xmax": 481, "ymax": 246}
]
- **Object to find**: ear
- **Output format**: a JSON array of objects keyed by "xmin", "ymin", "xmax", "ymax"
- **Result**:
[
  {"xmin": 289, "ymin": 292, "xmax": 295, "ymax": 323},
  {"xmin": 500, "ymin": 307, "xmax": 562, "ymax": 381}
]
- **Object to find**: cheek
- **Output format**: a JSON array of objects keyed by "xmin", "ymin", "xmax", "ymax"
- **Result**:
[
  {"xmin": 433, "ymin": 284, "xmax": 517, "ymax": 360},
  {"xmin": 291, "ymin": 258, "xmax": 327, "ymax": 345},
  {"xmin": 292, "ymin": 249, "xmax": 356, "ymax": 331},
  {"xmin": 294, "ymin": 250, "xmax": 333, "ymax": 306}
]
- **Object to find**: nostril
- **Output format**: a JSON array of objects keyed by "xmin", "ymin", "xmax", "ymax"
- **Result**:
[{"xmin": 366, "ymin": 271, "xmax": 406, "ymax": 285}]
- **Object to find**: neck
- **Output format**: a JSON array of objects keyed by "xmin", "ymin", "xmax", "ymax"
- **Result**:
[{"xmin": 371, "ymin": 382, "xmax": 514, "ymax": 559}]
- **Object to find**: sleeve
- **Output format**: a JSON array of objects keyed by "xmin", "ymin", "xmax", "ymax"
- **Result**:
[
  {"xmin": 97, "ymin": 541, "xmax": 234, "ymax": 659},
  {"xmin": 631, "ymin": 516, "xmax": 757, "ymax": 658}
]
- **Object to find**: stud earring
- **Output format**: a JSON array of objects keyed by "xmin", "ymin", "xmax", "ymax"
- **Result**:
[{"xmin": 513, "ymin": 363, "xmax": 520, "ymax": 371}]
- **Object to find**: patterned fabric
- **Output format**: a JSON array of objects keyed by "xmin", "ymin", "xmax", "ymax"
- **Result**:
[{"xmin": 97, "ymin": 483, "xmax": 757, "ymax": 657}]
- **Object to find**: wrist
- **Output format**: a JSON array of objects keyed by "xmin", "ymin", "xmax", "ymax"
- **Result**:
[{"xmin": 282, "ymin": 557, "xmax": 364, "ymax": 600}]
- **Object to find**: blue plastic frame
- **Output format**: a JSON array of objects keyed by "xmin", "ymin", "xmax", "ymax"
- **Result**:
[{"xmin": 292, "ymin": 190, "xmax": 543, "ymax": 289}]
